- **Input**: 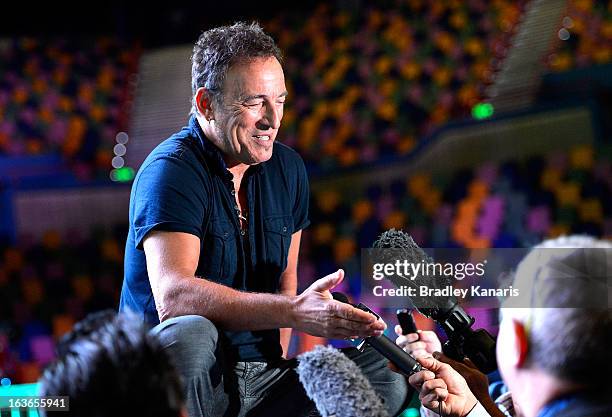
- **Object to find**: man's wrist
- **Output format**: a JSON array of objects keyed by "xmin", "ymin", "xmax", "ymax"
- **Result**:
[
  {"xmin": 462, "ymin": 393, "xmax": 479, "ymax": 417},
  {"xmin": 463, "ymin": 400, "xmax": 494, "ymax": 417},
  {"xmin": 285, "ymin": 294, "xmax": 300, "ymax": 329}
]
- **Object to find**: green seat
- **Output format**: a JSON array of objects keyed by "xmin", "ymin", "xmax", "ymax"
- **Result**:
[{"xmin": 0, "ymin": 383, "xmax": 40, "ymax": 417}]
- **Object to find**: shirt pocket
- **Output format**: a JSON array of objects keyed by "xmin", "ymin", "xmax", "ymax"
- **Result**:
[
  {"xmin": 200, "ymin": 219, "xmax": 237, "ymax": 282},
  {"xmin": 263, "ymin": 214, "xmax": 293, "ymax": 275}
]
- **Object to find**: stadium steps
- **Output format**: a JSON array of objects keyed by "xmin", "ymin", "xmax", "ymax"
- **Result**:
[
  {"xmin": 487, "ymin": 0, "xmax": 568, "ymax": 113},
  {"xmin": 126, "ymin": 45, "xmax": 193, "ymax": 170}
]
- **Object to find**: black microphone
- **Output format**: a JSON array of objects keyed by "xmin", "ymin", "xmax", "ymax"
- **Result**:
[
  {"xmin": 331, "ymin": 292, "xmax": 423, "ymax": 376},
  {"xmin": 372, "ymin": 229, "xmax": 498, "ymax": 374},
  {"xmin": 396, "ymin": 309, "xmax": 417, "ymax": 335},
  {"xmin": 297, "ymin": 345, "xmax": 388, "ymax": 417}
]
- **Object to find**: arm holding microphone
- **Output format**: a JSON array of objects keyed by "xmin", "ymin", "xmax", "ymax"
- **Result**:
[
  {"xmin": 407, "ymin": 354, "xmax": 509, "ymax": 417},
  {"xmin": 393, "ymin": 315, "xmax": 500, "ymax": 417},
  {"xmin": 394, "ymin": 320, "xmax": 494, "ymax": 409}
]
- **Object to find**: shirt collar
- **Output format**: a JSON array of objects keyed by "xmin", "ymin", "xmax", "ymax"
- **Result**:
[{"xmin": 189, "ymin": 115, "xmax": 264, "ymax": 179}]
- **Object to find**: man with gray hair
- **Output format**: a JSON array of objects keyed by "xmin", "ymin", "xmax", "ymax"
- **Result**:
[
  {"xmin": 406, "ymin": 235, "xmax": 612, "ymax": 417},
  {"xmin": 119, "ymin": 22, "xmax": 408, "ymax": 417}
]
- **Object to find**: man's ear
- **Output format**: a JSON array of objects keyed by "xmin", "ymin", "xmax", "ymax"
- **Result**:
[
  {"xmin": 195, "ymin": 87, "xmax": 214, "ymax": 120},
  {"xmin": 512, "ymin": 319, "xmax": 530, "ymax": 368}
]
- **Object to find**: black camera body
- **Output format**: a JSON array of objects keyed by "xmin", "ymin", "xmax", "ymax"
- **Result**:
[{"xmin": 435, "ymin": 303, "xmax": 498, "ymax": 374}]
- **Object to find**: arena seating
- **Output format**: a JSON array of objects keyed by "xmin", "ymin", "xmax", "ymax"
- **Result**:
[
  {"xmin": 265, "ymin": 0, "xmax": 525, "ymax": 172},
  {"xmin": 0, "ymin": 37, "xmax": 140, "ymax": 179}
]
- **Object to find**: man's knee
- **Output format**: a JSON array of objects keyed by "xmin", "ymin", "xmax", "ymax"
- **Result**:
[{"xmin": 150, "ymin": 315, "xmax": 220, "ymax": 375}]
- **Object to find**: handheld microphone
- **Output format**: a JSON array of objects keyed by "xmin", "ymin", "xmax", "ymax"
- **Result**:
[
  {"xmin": 396, "ymin": 309, "xmax": 417, "ymax": 335},
  {"xmin": 332, "ymin": 292, "xmax": 423, "ymax": 376},
  {"xmin": 372, "ymin": 229, "xmax": 498, "ymax": 374},
  {"xmin": 297, "ymin": 345, "xmax": 388, "ymax": 417}
]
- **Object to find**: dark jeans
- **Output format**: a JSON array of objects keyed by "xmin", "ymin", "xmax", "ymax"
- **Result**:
[{"xmin": 151, "ymin": 315, "xmax": 411, "ymax": 417}]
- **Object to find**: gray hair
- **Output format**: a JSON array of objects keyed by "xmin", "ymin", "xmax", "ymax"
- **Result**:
[
  {"xmin": 190, "ymin": 21, "xmax": 283, "ymax": 114},
  {"xmin": 502, "ymin": 235, "xmax": 612, "ymax": 387}
]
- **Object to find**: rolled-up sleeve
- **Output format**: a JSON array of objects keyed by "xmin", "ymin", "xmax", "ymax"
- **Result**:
[{"xmin": 132, "ymin": 156, "xmax": 208, "ymax": 249}]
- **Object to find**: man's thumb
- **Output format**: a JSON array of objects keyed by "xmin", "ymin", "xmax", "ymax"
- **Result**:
[
  {"xmin": 417, "ymin": 355, "xmax": 444, "ymax": 373},
  {"xmin": 310, "ymin": 269, "xmax": 344, "ymax": 292},
  {"xmin": 433, "ymin": 351, "xmax": 462, "ymax": 368}
]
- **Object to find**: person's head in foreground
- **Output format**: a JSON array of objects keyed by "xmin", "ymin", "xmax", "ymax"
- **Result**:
[
  {"xmin": 191, "ymin": 21, "xmax": 286, "ymax": 168},
  {"xmin": 409, "ymin": 235, "xmax": 612, "ymax": 417},
  {"xmin": 496, "ymin": 235, "xmax": 611, "ymax": 417},
  {"xmin": 39, "ymin": 310, "xmax": 186, "ymax": 417}
]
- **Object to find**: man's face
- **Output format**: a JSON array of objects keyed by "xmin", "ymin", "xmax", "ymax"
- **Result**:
[{"xmin": 210, "ymin": 56, "xmax": 287, "ymax": 167}]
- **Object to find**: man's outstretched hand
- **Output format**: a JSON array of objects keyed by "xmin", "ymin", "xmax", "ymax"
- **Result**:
[{"xmin": 291, "ymin": 269, "xmax": 386, "ymax": 339}]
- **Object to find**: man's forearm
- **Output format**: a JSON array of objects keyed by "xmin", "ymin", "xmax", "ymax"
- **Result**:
[{"xmin": 156, "ymin": 274, "xmax": 295, "ymax": 330}]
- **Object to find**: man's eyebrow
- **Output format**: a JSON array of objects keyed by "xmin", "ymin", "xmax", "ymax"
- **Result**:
[{"xmin": 241, "ymin": 91, "xmax": 289, "ymax": 101}]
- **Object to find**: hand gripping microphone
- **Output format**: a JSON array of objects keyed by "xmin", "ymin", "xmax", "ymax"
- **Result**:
[
  {"xmin": 297, "ymin": 345, "xmax": 388, "ymax": 417},
  {"xmin": 373, "ymin": 229, "xmax": 498, "ymax": 374},
  {"xmin": 331, "ymin": 292, "xmax": 423, "ymax": 376}
]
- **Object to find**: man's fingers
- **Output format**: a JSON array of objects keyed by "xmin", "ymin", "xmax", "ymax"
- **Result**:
[
  {"xmin": 408, "ymin": 370, "xmax": 436, "ymax": 389},
  {"xmin": 406, "ymin": 341, "xmax": 428, "ymax": 352},
  {"xmin": 327, "ymin": 328, "xmax": 359, "ymax": 339},
  {"xmin": 327, "ymin": 314, "xmax": 386, "ymax": 338},
  {"xmin": 340, "ymin": 318, "xmax": 384, "ymax": 331},
  {"xmin": 416, "ymin": 330, "xmax": 439, "ymax": 343},
  {"xmin": 433, "ymin": 351, "xmax": 465, "ymax": 370},
  {"xmin": 309, "ymin": 269, "xmax": 344, "ymax": 292},
  {"xmin": 394, "ymin": 325, "xmax": 420, "ymax": 341},
  {"xmin": 328, "ymin": 301, "xmax": 378, "ymax": 324},
  {"xmin": 417, "ymin": 355, "xmax": 448, "ymax": 374},
  {"xmin": 411, "ymin": 349, "xmax": 430, "ymax": 359},
  {"xmin": 423, "ymin": 378, "xmax": 447, "ymax": 392},
  {"xmin": 395, "ymin": 334, "xmax": 418, "ymax": 348},
  {"xmin": 333, "ymin": 322, "xmax": 384, "ymax": 338},
  {"xmin": 421, "ymin": 388, "xmax": 448, "ymax": 405}
]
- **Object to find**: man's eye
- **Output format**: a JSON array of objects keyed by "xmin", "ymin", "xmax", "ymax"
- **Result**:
[{"xmin": 245, "ymin": 101, "xmax": 264, "ymax": 107}]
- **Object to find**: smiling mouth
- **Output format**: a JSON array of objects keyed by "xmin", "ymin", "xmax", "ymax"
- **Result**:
[{"xmin": 253, "ymin": 135, "xmax": 271, "ymax": 141}]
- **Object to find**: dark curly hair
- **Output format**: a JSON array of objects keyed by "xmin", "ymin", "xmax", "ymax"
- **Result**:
[
  {"xmin": 190, "ymin": 21, "xmax": 283, "ymax": 113},
  {"xmin": 39, "ymin": 311, "xmax": 184, "ymax": 417}
]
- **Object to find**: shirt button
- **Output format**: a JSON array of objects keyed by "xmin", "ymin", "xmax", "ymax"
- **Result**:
[
  {"xmin": 231, "ymin": 190, "xmax": 236, "ymax": 195},
  {"xmin": 224, "ymin": 232, "xmax": 229, "ymax": 238},
  {"xmin": 240, "ymin": 230, "xmax": 246, "ymax": 236},
  {"xmin": 282, "ymin": 226, "xmax": 287, "ymax": 232}
]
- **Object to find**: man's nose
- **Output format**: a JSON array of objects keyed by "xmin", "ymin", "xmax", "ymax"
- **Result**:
[{"xmin": 263, "ymin": 104, "xmax": 282, "ymax": 130}]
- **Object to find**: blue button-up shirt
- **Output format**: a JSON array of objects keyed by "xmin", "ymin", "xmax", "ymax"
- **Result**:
[{"xmin": 120, "ymin": 116, "xmax": 310, "ymax": 361}]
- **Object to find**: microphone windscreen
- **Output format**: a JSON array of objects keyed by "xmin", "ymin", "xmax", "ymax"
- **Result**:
[
  {"xmin": 297, "ymin": 345, "xmax": 388, "ymax": 417},
  {"xmin": 372, "ymin": 229, "xmax": 456, "ymax": 314}
]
